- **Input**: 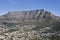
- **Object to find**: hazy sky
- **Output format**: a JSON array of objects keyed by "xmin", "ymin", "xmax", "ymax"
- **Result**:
[{"xmin": 0, "ymin": 0, "xmax": 60, "ymax": 16}]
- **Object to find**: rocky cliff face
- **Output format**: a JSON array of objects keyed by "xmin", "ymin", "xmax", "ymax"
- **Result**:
[
  {"xmin": 0, "ymin": 9, "xmax": 60, "ymax": 40},
  {"xmin": 0, "ymin": 9, "xmax": 60, "ymax": 23}
]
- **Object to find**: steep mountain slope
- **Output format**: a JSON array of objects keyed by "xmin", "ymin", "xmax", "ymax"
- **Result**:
[
  {"xmin": 0, "ymin": 9, "xmax": 60, "ymax": 40},
  {"xmin": 0, "ymin": 9, "xmax": 60, "ymax": 25}
]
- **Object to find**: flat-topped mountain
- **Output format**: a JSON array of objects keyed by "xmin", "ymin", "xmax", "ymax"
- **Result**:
[
  {"xmin": 0, "ymin": 9, "xmax": 60, "ymax": 24},
  {"xmin": 0, "ymin": 9, "xmax": 60, "ymax": 40}
]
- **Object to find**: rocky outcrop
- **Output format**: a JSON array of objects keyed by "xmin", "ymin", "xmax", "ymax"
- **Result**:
[
  {"xmin": 0, "ymin": 9, "xmax": 60, "ymax": 24},
  {"xmin": 0, "ymin": 9, "xmax": 60, "ymax": 40}
]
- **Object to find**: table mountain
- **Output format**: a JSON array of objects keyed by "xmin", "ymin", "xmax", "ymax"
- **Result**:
[
  {"xmin": 0, "ymin": 9, "xmax": 60, "ymax": 26},
  {"xmin": 0, "ymin": 9, "xmax": 60, "ymax": 40}
]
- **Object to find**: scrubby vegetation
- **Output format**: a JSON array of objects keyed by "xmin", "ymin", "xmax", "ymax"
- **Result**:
[
  {"xmin": 3, "ymin": 22, "xmax": 17, "ymax": 27},
  {"xmin": 52, "ymin": 22, "xmax": 60, "ymax": 31},
  {"xmin": 4, "ymin": 29, "xmax": 18, "ymax": 33}
]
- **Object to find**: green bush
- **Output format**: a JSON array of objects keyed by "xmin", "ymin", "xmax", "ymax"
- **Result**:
[
  {"xmin": 52, "ymin": 22, "xmax": 60, "ymax": 31},
  {"xmin": 3, "ymin": 22, "xmax": 16, "ymax": 27},
  {"xmin": 4, "ymin": 29, "xmax": 18, "ymax": 33}
]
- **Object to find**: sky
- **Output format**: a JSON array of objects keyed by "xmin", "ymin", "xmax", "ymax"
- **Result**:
[{"xmin": 0, "ymin": 0, "xmax": 60, "ymax": 16}]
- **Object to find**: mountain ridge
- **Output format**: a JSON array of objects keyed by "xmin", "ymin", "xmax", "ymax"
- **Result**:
[{"xmin": 0, "ymin": 9, "xmax": 60, "ymax": 24}]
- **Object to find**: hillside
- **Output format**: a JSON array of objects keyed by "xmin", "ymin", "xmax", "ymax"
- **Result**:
[
  {"xmin": 0, "ymin": 9, "xmax": 60, "ymax": 40},
  {"xmin": 0, "ymin": 9, "xmax": 60, "ymax": 23}
]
